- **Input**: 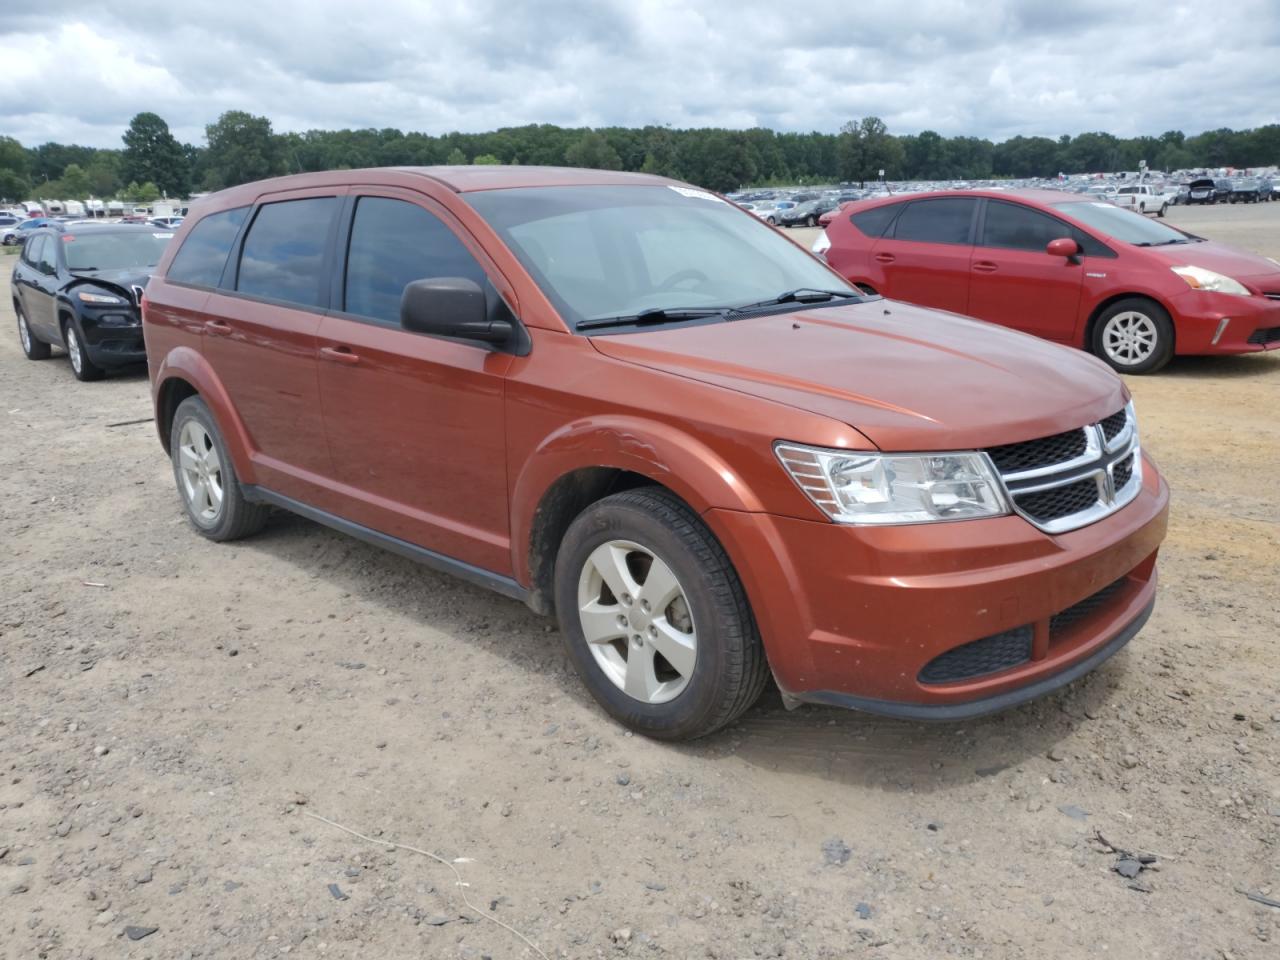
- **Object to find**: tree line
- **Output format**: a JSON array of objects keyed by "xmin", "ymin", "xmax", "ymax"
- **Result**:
[{"xmin": 1, "ymin": 110, "xmax": 1278, "ymax": 203}]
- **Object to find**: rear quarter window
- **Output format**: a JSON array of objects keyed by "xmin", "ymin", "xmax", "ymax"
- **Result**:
[
  {"xmin": 166, "ymin": 206, "xmax": 250, "ymax": 287},
  {"xmin": 849, "ymin": 203, "xmax": 901, "ymax": 238}
]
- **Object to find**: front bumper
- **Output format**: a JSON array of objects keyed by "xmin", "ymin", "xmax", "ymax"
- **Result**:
[
  {"xmin": 81, "ymin": 314, "xmax": 147, "ymax": 366},
  {"xmin": 1168, "ymin": 287, "xmax": 1280, "ymax": 354},
  {"xmin": 704, "ymin": 454, "xmax": 1169, "ymax": 716}
]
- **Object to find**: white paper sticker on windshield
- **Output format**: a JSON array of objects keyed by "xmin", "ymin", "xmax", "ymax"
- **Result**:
[
  {"xmin": 668, "ymin": 185, "xmax": 725, "ymax": 203},
  {"xmin": 153, "ymin": 232, "xmax": 174, "ymax": 238}
]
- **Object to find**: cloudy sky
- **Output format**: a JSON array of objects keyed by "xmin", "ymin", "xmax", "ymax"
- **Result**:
[{"xmin": 3, "ymin": 0, "xmax": 1279, "ymax": 149}]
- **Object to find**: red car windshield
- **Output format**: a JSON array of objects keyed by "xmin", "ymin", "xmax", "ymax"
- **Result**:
[{"xmin": 1053, "ymin": 201, "xmax": 1198, "ymax": 247}]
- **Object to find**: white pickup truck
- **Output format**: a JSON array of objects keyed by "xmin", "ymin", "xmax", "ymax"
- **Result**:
[{"xmin": 1111, "ymin": 184, "xmax": 1174, "ymax": 217}]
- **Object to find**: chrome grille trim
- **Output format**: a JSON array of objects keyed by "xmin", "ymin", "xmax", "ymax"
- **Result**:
[{"xmin": 989, "ymin": 403, "xmax": 1141, "ymax": 535}]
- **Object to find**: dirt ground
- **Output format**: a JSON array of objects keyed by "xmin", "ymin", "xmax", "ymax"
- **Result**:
[{"xmin": 2, "ymin": 203, "xmax": 1278, "ymax": 960}]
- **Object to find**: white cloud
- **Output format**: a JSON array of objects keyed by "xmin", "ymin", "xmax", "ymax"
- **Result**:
[{"xmin": 2, "ymin": 0, "xmax": 1277, "ymax": 148}]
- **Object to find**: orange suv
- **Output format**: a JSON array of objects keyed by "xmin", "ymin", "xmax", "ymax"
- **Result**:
[{"xmin": 143, "ymin": 167, "xmax": 1170, "ymax": 740}]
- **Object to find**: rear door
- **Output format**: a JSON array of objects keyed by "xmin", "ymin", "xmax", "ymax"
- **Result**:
[
  {"xmin": 14, "ymin": 235, "xmax": 54, "ymax": 335},
  {"xmin": 200, "ymin": 190, "xmax": 343, "ymax": 500},
  {"xmin": 967, "ymin": 199, "xmax": 1083, "ymax": 343},
  {"xmin": 315, "ymin": 190, "xmax": 514, "ymax": 573},
  {"xmin": 869, "ymin": 197, "xmax": 977, "ymax": 313}
]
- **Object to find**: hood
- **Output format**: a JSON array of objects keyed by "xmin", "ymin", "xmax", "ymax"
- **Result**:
[
  {"xmin": 67, "ymin": 268, "xmax": 151, "ymax": 303},
  {"xmin": 1141, "ymin": 240, "xmax": 1280, "ymax": 291},
  {"xmin": 590, "ymin": 300, "xmax": 1127, "ymax": 451}
]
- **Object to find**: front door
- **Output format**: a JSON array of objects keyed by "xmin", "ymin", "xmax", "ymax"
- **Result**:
[
  {"xmin": 870, "ymin": 197, "xmax": 977, "ymax": 314},
  {"xmin": 967, "ymin": 199, "xmax": 1084, "ymax": 343},
  {"xmin": 316, "ymin": 191, "xmax": 514, "ymax": 574}
]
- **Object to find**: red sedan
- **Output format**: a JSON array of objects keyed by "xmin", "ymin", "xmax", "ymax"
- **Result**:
[{"xmin": 820, "ymin": 189, "xmax": 1280, "ymax": 372}]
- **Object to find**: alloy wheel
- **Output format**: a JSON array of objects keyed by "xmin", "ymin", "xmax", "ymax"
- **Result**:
[
  {"xmin": 1101, "ymin": 311, "xmax": 1158, "ymax": 366},
  {"xmin": 18, "ymin": 312, "xmax": 31, "ymax": 353},
  {"xmin": 576, "ymin": 539, "xmax": 698, "ymax": 704},
  {"xmin": 177, "ymin": 420, "xmax": 225, "ymax": 524},
  {"xmin": 66, "ymin": 326, "xmax": 83, "ymax": 374}
]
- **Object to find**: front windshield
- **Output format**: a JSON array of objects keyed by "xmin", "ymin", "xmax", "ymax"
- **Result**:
[
  {"xmin": 465, "ymin": 185, "xmax": 853, "ymax": 329},
  {"xmin": 1053, "ymin": 201, "xmax": 1194, "ymax": 246},
  {"xmin": 64, "ymin": 231, "xmax": 172, "ymax": 271}
]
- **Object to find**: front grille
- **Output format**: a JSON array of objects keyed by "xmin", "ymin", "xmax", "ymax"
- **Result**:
[
  {"xmin": 918, "ymin": 626, "xmax": 1032, "ymax": 684},
  {"xmin": 987, "ymin": 428, "xmax": 1086, "ymax": 474},
  {"xmin": 1016, "ymin": 477, "xmax": 1101, "ymax": 523},
  {"xmin": 986, "ymin": 406, "xmax": 1139, "ymax": 534},
  {"xmin": 1100, "ymin": 410, "xmax": 1127, "ymax": 443},
  {"xmin": 1113, "ymin": 453, "xmax": 1134, "ymax": 489},
  {"xmin": 1049, "ymin": 578, "xmax": 1127, "ymax": 640},
  {"xmin": 1248, "ymin": 325, "xmax": 1280, "ymax": 345}
]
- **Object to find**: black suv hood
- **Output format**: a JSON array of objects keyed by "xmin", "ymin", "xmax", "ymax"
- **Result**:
[{"xmin": 66, "ymin": 268, "xmax": 151, "ymax": 302}]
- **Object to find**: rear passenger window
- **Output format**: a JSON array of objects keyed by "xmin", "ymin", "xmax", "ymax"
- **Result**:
[
  {"xmin": 343, "ymin": 197, "xmax": 487, "ymax": 325},
  {"xmin": 38, "ymin": 237, "xmax": 59, "ymax": 274},
  {"xmin": 850, "ymin": 203, "xmax": 901, "ymax": 238},
  {"xmin": 891, "ymin": 198, "xmax": 976, "ymax": 245},
  {"xmin": 237, "ymin": 198, "xmax": 338, "ymax": 308},
  {"xmin": 981, "ymin": 201, "xmax": 1074, "ymax": 252},
  {"xmin": 167, "ymin": 206, "xmax": 249, "ymax": 287}
]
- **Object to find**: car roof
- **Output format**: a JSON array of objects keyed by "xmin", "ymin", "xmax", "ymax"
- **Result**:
[
  {"xmin": 36, "ymin": 221, "xmax": 166, "ymax": 234},
  {"xmin": 852, "ymin": 188, "xmax": 1101, "ymax": 209},
  {"xmin": 195, "ymin": 165, "xmax": 681, "ymax": 210}
]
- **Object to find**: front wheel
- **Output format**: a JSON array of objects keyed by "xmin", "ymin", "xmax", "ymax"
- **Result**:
[
  {"xmin": 554, "ymin": 488, "xmax": 768, "ymax": 740},
  {"xmin": 1092, "ymin": 298, "xmax": 1175, "ymax": 374},
  {"xmin": 62, "ymin": 318, "xmax": 104, "ymax": 381},
  {"xmin": 1157, "ymin": 203, "xmax": 1167, "ymax": 218}
]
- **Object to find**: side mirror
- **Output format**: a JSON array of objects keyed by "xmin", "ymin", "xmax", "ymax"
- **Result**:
[
  {"xmin": 400, "ymin": 277, "xmax": 513, "ymax": 345},
  {"xmin": 1046, "ymin": 237, "xmax": 1081, "ymax": 262}
]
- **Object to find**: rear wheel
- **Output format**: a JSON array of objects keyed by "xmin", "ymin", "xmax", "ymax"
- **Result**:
[
  {"xmin": 62, "ymin": 318, "xmax": 104, "ymax": 381},
  {"xmin": 1091, "ymin": 298, "xmax": 1175, "ymax": 374},
  {"xmin": 169, "ymin": 396, "xmax": 269, "ymax": 541},
  {"xmin": 16, "ymin": 304, "xmax": 51, "ymax": 360},
  {"xmin": 554, "ymin": 488, "xmax": 768, "ymax": 740}
]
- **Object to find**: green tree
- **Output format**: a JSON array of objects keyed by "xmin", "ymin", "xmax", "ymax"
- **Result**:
[
  {"xmin": 640, "ymin": 128, "xmax": 680, "ymax": 177},
  {"xmin": 59, "ymin": 163, "xmax": 92, "ymax": 199},
  {"xmin": 203, "ymin": 111, "xmax": 284, "ymax": 189},
  {"xmin": 564, "ymin": 131, "xmax": 622, "ymax": 170},
  {"xmin": 122, "ymin": 180, "xmax": 162, "ymax": 203},
  {"xmin": 122, "ymin": 112, "xmax": 189, "ymax": 196},
  {"xmin": 445, "ymin": 147, "xmax": 467, "ymax": 165},
  {"xmin": 838, "ymin": 117, "xmax": 903, "ymax": 183},
  {"xmin": 0, "ymin": 170, "xmax": 31, "ymax": 202},
  {"xmin": 472, "ymin": 153, "xmax": 501, "ymax": 165}
]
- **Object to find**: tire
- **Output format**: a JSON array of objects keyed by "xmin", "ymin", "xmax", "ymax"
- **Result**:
[
  {"xmin": 1138, "ymin": 203, "xmax": 1146, "ymax": 214},
  {"xmin": 766, "ymin": 217, "xmax": 776, "ymax": 225},
  {"xmin": 16, "ymin": 304, "xmax": 51, "ymax": 360},
  {"xmin": 554, "ymin": 488, "xmax": 768, "ymax": 741},
  {"xmin": 61, "ymin": 317, "xmax": 104, "ymax": 381},
  {"xmin": 808, "ymin": 216, "xmax": 817, "ymax": 227},
  {"xmin": 169, "ymin": 396, "xmax": 269, "ymax": 541},
  {"xmin": 1091, "ymin": 297, "xmax": 1175, "ymax": 375},
  {"xmin": 1157, "ymin": 204, "xmax": 1167, "ymax": 218}
]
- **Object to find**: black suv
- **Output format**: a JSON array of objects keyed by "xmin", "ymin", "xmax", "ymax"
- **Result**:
[{"xmin": 11, "ymin": 222, "xmax": 172, "ymax": 381}]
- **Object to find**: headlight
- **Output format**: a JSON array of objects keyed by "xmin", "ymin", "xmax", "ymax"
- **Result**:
[
  {"xmin": 1170, "ymin": 265, "xmax": 1250, "ymax": 296},
  {"xmin": 775, "ymin": 443, "xmax": 1009, "ymax": 525},
  {"xmin": 811, "ymin": 230, "xmax": 831, "ymax": 256},
  {"xmin": 77, "ymin": 291, "xmax": 127, "ymax": 304}
]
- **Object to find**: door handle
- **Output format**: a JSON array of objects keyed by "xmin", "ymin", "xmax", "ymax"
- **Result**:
[
  {"xmin": 206, "ymin": 319, "xmax": 232, "ymax": 336},
  {"xmin": 319, "ymin": 345, "xmax": 361, "ymax": 366},
  {"xmin": 972, "ymin": 261, "xmax": 998, "ymax": 273},
  {"xmin": 874, "ymin": 253, "xmax": 896, "ymax": 263}
]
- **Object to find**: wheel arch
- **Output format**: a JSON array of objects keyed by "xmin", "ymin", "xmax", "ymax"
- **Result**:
[
  {"xmin": 512, "ymin": 417, "xmax": 769, "ymax": 616},
  {"xmin": 151, "ymin": 348, "xmax": 257, "ymax": 483}
]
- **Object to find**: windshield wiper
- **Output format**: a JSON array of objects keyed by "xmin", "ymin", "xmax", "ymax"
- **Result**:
[
  {"xmin": 69, "ymin": 266, "xmax": 100, "ymax": 272},
  {"xmin": 1133, "ymin": 239, "xmax": 1191, "ymax": 247},
  {"xmin": 730, "ymin": 288, "xmax": 860, "ymax": 312},
  {"xmin": 576, "ymin": 306, "xmax": 729, "ymax": 331}
]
